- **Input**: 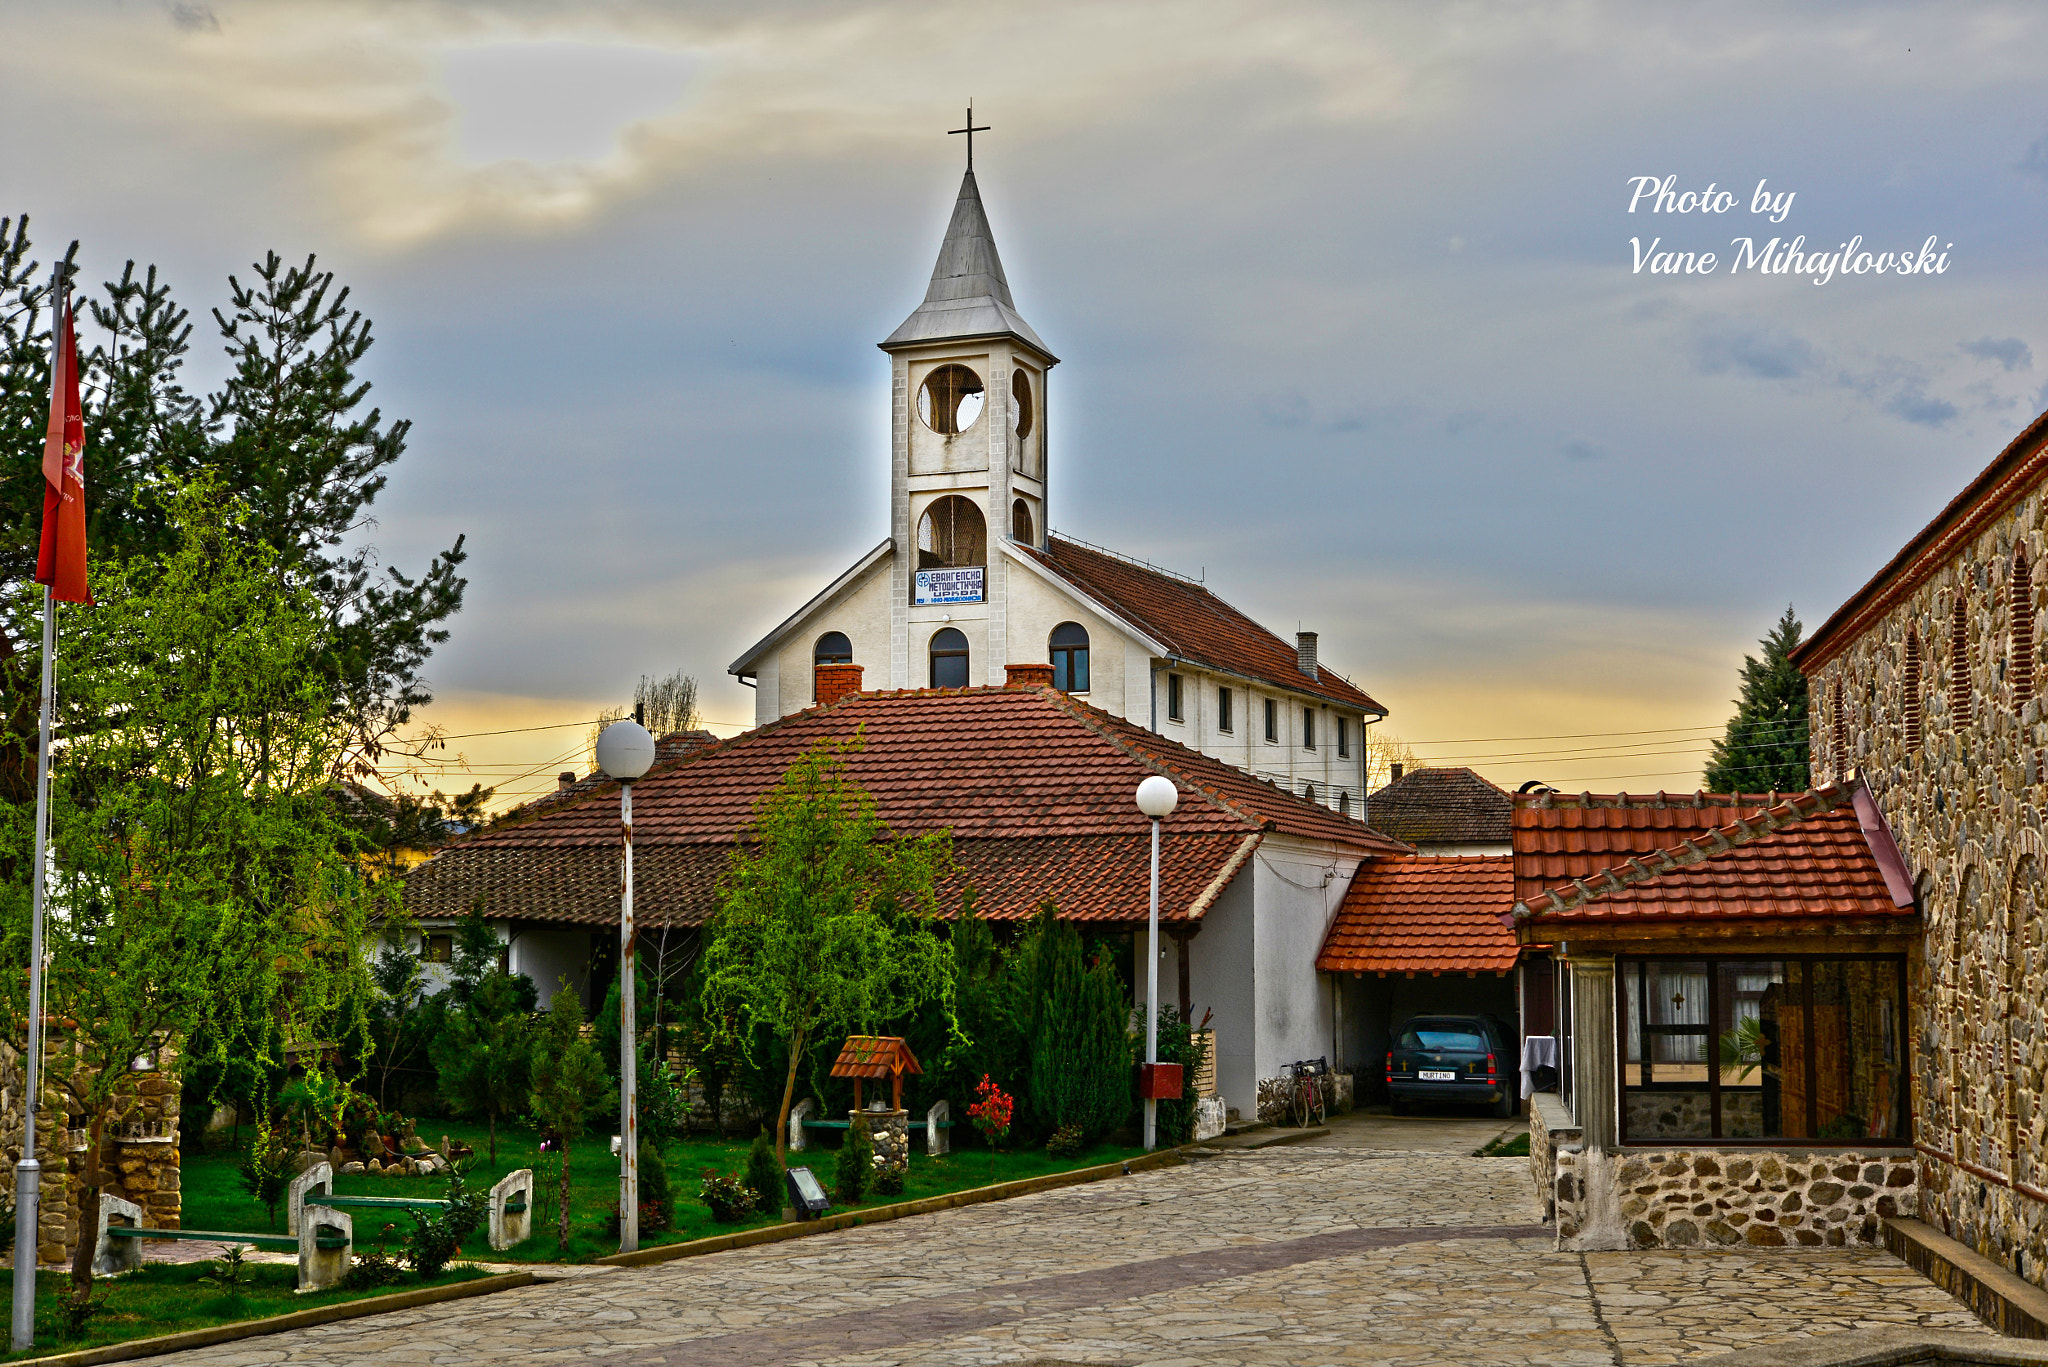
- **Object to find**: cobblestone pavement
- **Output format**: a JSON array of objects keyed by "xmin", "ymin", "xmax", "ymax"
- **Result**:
[{"xmin": 150, "ymin": 1148, "xmax": 1994, "ymax": 1367}]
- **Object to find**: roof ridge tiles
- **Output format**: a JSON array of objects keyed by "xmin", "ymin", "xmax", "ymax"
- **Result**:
[{"xmin": 1503, "ymin": 779, "xmax": 1871, "ymax": 926}]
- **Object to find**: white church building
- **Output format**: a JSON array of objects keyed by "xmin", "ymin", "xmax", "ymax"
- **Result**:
[{"xmin": 729, "ymin": 166, "xmax": 1387, "ymax": 812}]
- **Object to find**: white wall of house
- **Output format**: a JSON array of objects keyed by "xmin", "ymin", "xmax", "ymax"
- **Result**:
[
  {"xmin": 761, "ymin": 556, "xmax": 899, "ymax": 724},
  {"xmin": 512, "ymin": 928, "xmax": 591, "ymax": 1009},
  {"xmin": 1250, "ymin": 835, "xmax": 1363, "ymax": 1085},
  {"xmin": 1183, "ymin": 866, "xmax": 1258, "ymax": 1113},
  {"xmin": 1149, "ymin": 665, "xmax": 1373, "ymax": 816}
]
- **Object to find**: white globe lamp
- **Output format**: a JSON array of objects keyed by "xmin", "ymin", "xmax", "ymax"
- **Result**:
[
  {"xmin": 1135, "ymin": 774, "xmax": 1178, "ymax": 819},
  {"xmin": 596, "ymin": 720, "xmax": 656, "ymax": 781}
]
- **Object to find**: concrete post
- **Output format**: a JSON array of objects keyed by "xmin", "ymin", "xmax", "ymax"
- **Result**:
[
  {"xmin": 925, "ymin": 1099, "xmax": 949, "ymax": 1155},
  {"xmin": 1559, "ymin": 950, "xmax": 1624, "ymax": 1250},
  {"xmin": 286, "ymin": 1162, "xmax": 332, "ymax": 1237},
  {"xmin": 297, "ymin": 1205, "xmax": 351, "ymax": 1293},
  {"xmin": 488, "ymin": 1168, "xmax": 533, "ymax": 1251}
]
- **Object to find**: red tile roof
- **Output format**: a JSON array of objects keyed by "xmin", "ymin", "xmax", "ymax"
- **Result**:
[
  {"xmin": 1504, "ymin": 782, "xmax": 1916, "ymax": 928},
  {"xmin": 405, "ymin": 686, "xmax": 1405, "ymax": 930},
  {"xmin": 1367, "ymin": 767, "xmax": 1513, "ymax": 847},
  {"xmin": 1317, "ymin": 856, "xmax": 1518, "ymax": 975},
  {"xmin": 1021, "ymin": 536, "xmax": 1386, "ymax": 714},
  {"xmin": 1512, "ymin": 789, "xmax": 1801, "ymax": 906}
]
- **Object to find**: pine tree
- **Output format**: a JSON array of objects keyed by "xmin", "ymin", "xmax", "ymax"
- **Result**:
[
  {"xmin": 528, "ymin": 984, "xmax": 609, "ymax": 1250},
  {"xmin": 1703, "ymin": 605, "xmax": 1812, "ymax": 794},
  {"xmin": 1025, "ymin": 909, "xmax": 1133, "ymax": 1142}
]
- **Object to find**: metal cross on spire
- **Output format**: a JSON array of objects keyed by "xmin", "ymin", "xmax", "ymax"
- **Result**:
[{"xmin": 949, "ymin": 103, "xmax": 990, "ymax": 171}]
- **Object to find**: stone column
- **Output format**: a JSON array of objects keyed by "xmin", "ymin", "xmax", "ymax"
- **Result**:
[
  {"xmin": 1559, "ymin": 950, "xmax": 1625, "ymax": 1251},
  {"xmin": 858, "ymin": 1110, "xmax": 909, "ymax": 1173}
]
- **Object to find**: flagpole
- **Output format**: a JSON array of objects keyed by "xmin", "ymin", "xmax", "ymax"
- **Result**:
[{"xmin": 13, "ymin": 264, "xmax": 67, "ymax": 1353}]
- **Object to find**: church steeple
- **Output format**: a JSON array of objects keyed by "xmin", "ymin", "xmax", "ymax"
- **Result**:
[{"xmin": 881, "ymin": 171, "xmax": 1052, "ymax": 357}]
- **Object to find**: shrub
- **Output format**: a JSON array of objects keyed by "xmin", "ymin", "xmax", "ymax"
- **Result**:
[
  {"xmin": 639, "ymin": 1142, "xmax": 675, "ymax": 1233},
  {"xmin": 1150, "ymin": 1005, "xmax": 1211, "ymax": 1147},
  {"xmin": 873, "ymin": 1160, "xmax": 906, "ymax": 1197},
  {"xmin": 699, "ymin": 1170, "xmax": 756, "ymax": 1224},
  {"xmin": 345, "ymin": 1224, "xmax": 408, "ymax": 1291},
  {"xmin": 405, "ymin": 1170, "xmax": 488, "ymax": 1278},
  {"xmin": 1025, "ymin": 909, "xmax": 1131, "ymax": 1141},
  {"xmin": 745, "ymin": 1131, "xmax": 784, "ymax": 1214},
  {"xmin": 236, "ymin": 1122, "xmax": 295, "ymax": 1232},
  {"xmin": 835, "ymin": 1113, "xmax": 873, "ymax": 1205},
  {"xmin": 1045, "ymin": 1123, "xmax": 1086, "ymax": 1158}
]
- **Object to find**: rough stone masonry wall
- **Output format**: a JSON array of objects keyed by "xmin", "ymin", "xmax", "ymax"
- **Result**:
[
  {"xmin": 0, "ymin": 1036, "xmax": 181, "ymax": 1265},
  {"xmin": 1805, "ymin": 451, "xmax": 2048, "ymax": 1289},
  {"xmin": 1608, "ymin": 1151, "xmax": 1916, "ymax": 1249}
]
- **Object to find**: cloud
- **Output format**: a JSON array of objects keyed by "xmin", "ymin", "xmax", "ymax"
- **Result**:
[
  {"xmin": 165, "ymin": 3, "xmax": 219, "ymax": 32},
  {"xmin": 1561, "ymin": 437, "xmax": 1602, "ymax": 461},
  {"xmin": 2020, "ymin": 129, "xmax": 2048, "ymax": 182},
  {"xmin": 1884, "ymin": 390, "xmax": 1959, "ymax": 428},
  {"xmin": 1960, "ymin": 336, "xmax": 2032, "ymax": 371},
  {"xmin": 1688, "ymin": 318, "xmax": 1819, "ymax": 380}
]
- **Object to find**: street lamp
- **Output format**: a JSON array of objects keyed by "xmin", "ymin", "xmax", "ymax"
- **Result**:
[
  {"xmin": 596, "ymin": 718, "xmax": 655, "ymax": 1253},
  {"xmin": 1134, "ymin": 774, "xmax": 1178, "ymax": 1150}
]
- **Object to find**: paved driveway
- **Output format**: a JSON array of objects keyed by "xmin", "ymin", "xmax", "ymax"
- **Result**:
[{"xmin": 163, "ymin": 1148, "xmax": 1991, "ymax": 1367}]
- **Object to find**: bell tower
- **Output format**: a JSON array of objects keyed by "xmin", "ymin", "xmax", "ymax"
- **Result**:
[{"xmin": 880, "ymin": 128, "xmax": 1057, "ymax": 689}]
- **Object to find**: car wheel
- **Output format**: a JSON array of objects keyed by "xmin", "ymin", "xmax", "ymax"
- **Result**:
[
  {"xmin": 1389, "ymin": 1096, "xmax": 1410, "ymax": 1115},
  {"xmin": 1493, "ymin": 1088, "xmax": 1516, "ymax": 1119}
]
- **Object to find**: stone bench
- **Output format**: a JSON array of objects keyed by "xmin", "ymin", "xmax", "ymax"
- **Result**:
[
  {"xmin": 288, "ymin": 1163, "xmax": 533, "ymax": 1251},
  {"xmin": 96, "ymin": 1193, "xmax": 352, "ymax": 1292}
]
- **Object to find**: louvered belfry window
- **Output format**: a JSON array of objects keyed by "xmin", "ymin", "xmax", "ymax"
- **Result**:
[
  {"xmin": 1950, "ymin": 592, "xmax": 1972, "ymax": 727},
  {"xmin": 1903, "ymin": 631, "xmax": 1922, "ymax": 752},
  {"xmin": 2013, "ymin": 547, "xmax": 2035, "ymax": 709}
]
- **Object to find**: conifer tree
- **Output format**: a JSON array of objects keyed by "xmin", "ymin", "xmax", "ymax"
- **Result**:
[
  {"xmin": 1703, "ymin": 605, "xmax": 1812, "ymax": 794},
  {"xmin": 1024, "ymin": 908, "xmax": 1133, "ymax": 1142}
]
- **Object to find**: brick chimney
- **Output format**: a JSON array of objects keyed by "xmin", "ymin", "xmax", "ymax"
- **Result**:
[
  {"xmin": 1005, "ymin": 662, "xmax": 1056, "ymax": 688},
  {"xmin": 1296, "ymin": 631, "xmax": 1319, "ymax": 679},
  {"xmin": 814, "ymin": 663, "xmax": 864, "ymax": 707},
  {"xmin": 557, "ymin": 771, "xmax": 576, "ymax": 793}
]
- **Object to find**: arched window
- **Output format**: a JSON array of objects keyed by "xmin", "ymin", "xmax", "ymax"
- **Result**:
[
  {"xmin": 918, "ymin": 365, "xmax": 984, "ymax": 435},
  {"xmin": 1951, "ymin": 592, "xmax": 1973, "ymax": 727},
  {"xmin": 1011, "ymin": 369, "xmax": 1034, "ymax": 439},
  {"xmin": 917, "ymin": 495, "xmax": 986, "ymax": 570},
  {"xmin": 1303, "ymin": 782, "xmax": 1317, "ymax": 804},
  {"xmin": 1337, "ymin": 789, "xmax": 1351, "ymax": 816},
  {"xmin": 2013, "ymin": 547, "xmax": 2035, "ymax": 708},
  {"xmin": 1049, "ymin": 622, "xmax": 1089, "ymax": 692},
  {"xmin": 1830, "ymin": 678, "xmax": 1845, "ymax": 781},
  {"xmin": 929, "ymin": 627, "xmax": 970, "ymax": 689},
  {"xmin": 1011, "ymin": 498, "xmax": 1033, "ymax": 544},
  {"xmin": 814, "ymin": 632, "xmax": 852, "ymax": 665},
  {"xmin": 1904, "ymin": 630, "xmax": 1923, "ymax": 751}
]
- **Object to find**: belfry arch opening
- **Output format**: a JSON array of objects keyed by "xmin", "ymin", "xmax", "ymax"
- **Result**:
[{"xmin": 918, "ymin": 496, "xmax": 986, "ymax": 570}]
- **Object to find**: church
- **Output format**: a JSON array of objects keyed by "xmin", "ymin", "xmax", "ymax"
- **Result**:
[{"xmin": 727, "ymin": 161, "xmax": 1386, "ymax": 814}]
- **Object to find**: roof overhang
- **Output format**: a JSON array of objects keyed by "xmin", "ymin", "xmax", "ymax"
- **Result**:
[{"xmin": 727, "ymin": 538, "xmax": 893, "ymax": 676}]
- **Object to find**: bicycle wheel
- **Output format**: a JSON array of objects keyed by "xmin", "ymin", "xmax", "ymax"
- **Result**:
[{"xmin": 1291, "ymin": 1082, "xmax": 1309, "ymax": 1129}]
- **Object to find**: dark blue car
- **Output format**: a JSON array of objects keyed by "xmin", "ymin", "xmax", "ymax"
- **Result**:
[{"xmin": 1385, "ymin": 1014, "xmax": 1517, "ymax": 1118}]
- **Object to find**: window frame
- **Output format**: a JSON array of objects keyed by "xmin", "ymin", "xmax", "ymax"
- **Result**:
[
  {"xmin": 421, "ymin": 933, "xmax": 454, "ymax": 965},
  {"xmin": 1217, "ymin": 686, "xmax": 1234, "ymax": 733},
  {"xmin": 1263, "ymin": 698, "xmax": 1278, "ymax": 744},
  {"xmin": 1049, "ymin": 622, "xmax": 1090, "ymax": 693},
  {"xmin": 1303, "ymin": 707, "xmax": 1316, "ymax": 751},
  {"xmin": 1615, "ymin": 952, "xmax": 1911, "ymax": 1148},
  {"xmin": 929, "ymin": 627, "xmax": 971, "ymax": 689},
  {"xmin": 1337, "ymin": 716, "xmax": 1350, "ymax": 759},
  {"xmin": 1166, "ymin": 672, "xmax": 1184, "ymax": 723}
]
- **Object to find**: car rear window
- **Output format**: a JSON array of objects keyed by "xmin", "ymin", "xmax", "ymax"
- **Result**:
[{"xmin": 1399, "ymin": 1028, "xmax": 1487, "ymax": 1052}]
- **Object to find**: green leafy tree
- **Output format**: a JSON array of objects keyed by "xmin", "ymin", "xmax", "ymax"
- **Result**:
[
  {"xmin": 236, "ymin": 1121, "xmax": 296, "ymax": 1233},
  {"xmin": 1, "ymin": 483, "xmax": 382, "ymax": 1304},
  {"xmin": 0, "ymin": 221, "xmax": 468, "ymax": 811},
  {"xmin": 1704, "ymin": 605, "xmax": 1812, "ymax": 794},
  {"xmin": 363, "ymin": 936, "xmax": 435, "ymax": 1109},
  {"xmin": 432, "ymin": 968, "xmax": 538, "ymax": 1164},
  {"xmin": 701, "ymin": 737, "xmax": 959, "ymax": 1165},
  {"xmin": 527, "ymin": 983, "xmax": 609, "ymax": 1250}
]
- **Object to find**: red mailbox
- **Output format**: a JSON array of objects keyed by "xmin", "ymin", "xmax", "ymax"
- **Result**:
[{"xmin": 1138, "ymin": 1062, "xmax": 1183, "ymax": 1100}]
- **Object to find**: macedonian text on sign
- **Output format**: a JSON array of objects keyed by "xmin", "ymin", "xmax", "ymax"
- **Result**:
[{"xmin": 915, "ymin": 567, "xmax": 985, "ymax": 606}]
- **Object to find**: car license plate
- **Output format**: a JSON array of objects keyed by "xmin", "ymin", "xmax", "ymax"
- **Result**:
[{"xmin": 1418, "ymin": 1069, "xmax": 1456, "ymax": 1082}]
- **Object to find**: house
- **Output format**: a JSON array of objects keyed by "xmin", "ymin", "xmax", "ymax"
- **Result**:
[
  {"xmin": 1362, "ymin": 766, "xmax": 1513, "ymax": 855},
  {"xmin": 726, "ymin": 165, "xmax": 1386, "ymax": 814},
  {"xmin": 1789, "ymin": 403, "xmax": 2048, "ymax": 1290},
  {"xmin": 403, "ymin": 682, "xmax": 1408, "ymax": 1125},
  {"xmin": 1508, "ymin": 783, "xmax": 1919, "ymax": 1251}
]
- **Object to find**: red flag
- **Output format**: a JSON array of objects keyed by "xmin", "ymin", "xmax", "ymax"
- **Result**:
[{"xmin": 36, "ymin": 296, "xmax": 90, "ymax": 605}]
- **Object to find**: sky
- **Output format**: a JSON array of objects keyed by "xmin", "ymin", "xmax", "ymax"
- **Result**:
[{"xmin": 5, "ymin": 0, "xmax": 2046, "ymax": 807}]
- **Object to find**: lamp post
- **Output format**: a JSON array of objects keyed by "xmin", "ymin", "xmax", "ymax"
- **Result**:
[
  {"xmin": 596, "ymin": 719, "xmax": 655, "ymax": 1253},
  {"xmin": 1134, "ymin": 775, "xmax": 1178, "ymax": 1150}
]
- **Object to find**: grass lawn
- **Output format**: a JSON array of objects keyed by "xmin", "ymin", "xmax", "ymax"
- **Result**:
[
  {"xmin": 1475, "ymin": 1130, "xmax": 1531, "ymax": 1158},
  {"xmin": 2, "ymin": 1261, "xmax": 492, "ymax": 1363},
  {"xmin": 183, "ymin": 1120, "xmax": 1147, "ymax": 1265}
]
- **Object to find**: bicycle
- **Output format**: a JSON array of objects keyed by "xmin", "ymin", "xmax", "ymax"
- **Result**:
[{"xmin": 1284, "ymin": 1056, "xmax": 1330, "ymax": 1128}]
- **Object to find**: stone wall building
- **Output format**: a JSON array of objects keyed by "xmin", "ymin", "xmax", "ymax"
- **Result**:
[
  {"xmin": 1791, "ymin": 406, "xmax": 2048, "ymax": 1291},
  {"xmin": 1, "ymin": 1033, "xmax": 181, "ymax": 1266}
]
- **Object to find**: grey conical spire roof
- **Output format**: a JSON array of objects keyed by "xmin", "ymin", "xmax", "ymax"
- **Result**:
[{"xmin": 881, "ymin": 170, "xmax": 1051, "ymax": 356}]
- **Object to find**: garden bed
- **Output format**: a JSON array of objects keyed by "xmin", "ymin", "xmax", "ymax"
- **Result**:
[
  {"xmin": 183, "ymin": 1119, "xmax": 1149, "ymax": 1264},
  {"xmin": 0, "ymin": 1261, "xmax": 507, "ymax": 1365}
]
